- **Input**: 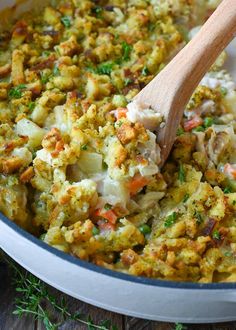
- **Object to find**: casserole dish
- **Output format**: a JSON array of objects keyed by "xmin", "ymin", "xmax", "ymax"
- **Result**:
[{"xmin": 0, "ymin": 0, "xmax": 236, "ymax": 323}]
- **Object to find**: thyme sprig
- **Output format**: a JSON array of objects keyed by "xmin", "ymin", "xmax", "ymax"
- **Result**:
[{"xmin": 4, "ymin": 256, "xmax": 117, "ymax": 330}]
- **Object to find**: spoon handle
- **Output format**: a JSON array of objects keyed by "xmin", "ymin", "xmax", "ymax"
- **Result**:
[{"xmin": 135, "ymin": 0, "xmax": 236, "ymax": 163}]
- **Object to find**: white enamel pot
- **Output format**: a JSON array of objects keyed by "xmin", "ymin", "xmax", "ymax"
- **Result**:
[{"xmin": 0, "ymin": 0, "xmax": 236, "ymax": 323}]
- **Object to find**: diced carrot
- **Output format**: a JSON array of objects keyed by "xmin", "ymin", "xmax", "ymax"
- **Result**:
[
  {"xmin": 183, "ymin": 116, "xmax": 203, "ymax": 131},
  {"xmin": 98, "ymin": 220, "xmax": 115, "ymax": 231},
  {"xmin": 127, "ymin": 174, "xmax": 149, "ymax": 195},
  {"xmin": 224, "ymin": 163, "xmax": 236, "ymax": 179},
  {"xmin": 94, "ymin": 208, "xmax": 118, "ymax": 224},
  {"xmin": 117, "ymin": 107, "xmax": 128, "ymax": 120}
]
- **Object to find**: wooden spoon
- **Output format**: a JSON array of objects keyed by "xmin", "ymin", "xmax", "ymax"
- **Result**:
[{"xmin": 133, "ymin": 0, "xmax": 236, "ymax": 165}]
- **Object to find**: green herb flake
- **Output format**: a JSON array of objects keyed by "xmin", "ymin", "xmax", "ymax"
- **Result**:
[
  {"xmin": 121, "ymin": 41, "xmax": 133, "ymax": 61},
  {"xmin": 164, "ymin": 212, "xmax": 177, "ymax": 228},
  {"xmin": 192, "ymin": 125, "xmax": 205, "ymax": 132},
  {"xmin": 92, "ymin": 226, "xmax": 100, "ymax": 236},
  {"xmin": 61, "ymin": 16, "xmax": 71, "ymax": 28},
  {"xmin": 139, "ymin": 224, "xmax": 151, "ymax": 235},
  {"xmin": 104, "ymin": 204, "xmax": 112, "ymax": 210},
  {"xmin": 81, "ymin": 144, "xmax": 88, "ymax": 150},
  {"xmin": 203, "ymin": 117, "xmax": 213, "ymax": 128},
  {"xmin": 92, "ymin": 6, "xmax": 103, "ymax": 18},
  {"xmin": 224, "ymin": 186, "xmax": 232, "ymax": 194},
  {"xmin": 220, "ymin": 87, "xmax": 228, "ymax": 96},
  {"xmin": 53, "ymin": 64, "xmax": 60, "ymax": 76},
  {"xmin": 194, "ymin": 211, "xmax": 203, "ymax": 225},
  {"xmin": 28, "ymin": 101, "xmax": 36, "ymax": 112},
  {"xmin": 233, "ymin": 200, "xmax": 236, "ymax": 205},
  {"xmin": 40, "ymin": 72, "xmax": 49, "ymax": 84},
  {"xmin": 42, "ymin": 50, "xmax": 51, "ymax": 57},
  {"xmin": 177, "ymin": 127, "xmax": 184, "ymax": 136},
  {"xmin": 183, "ymin": 193, "xmax": 190, "ymax": 203},
  {"xmin": 175, "ymin": 323, "xmax": 187, "ymax": 330},
  {"xmin": 124, "ymin": 78, "xmax": 133, "ymax": 86},
  {"xmin": 178, "ymin": 163, "xmax": 185, "ymax": 183},
  {"xmin": 8, "ymin": 84, "xmax": 26, "ymax": 99},
  {"xmin": 142, "ymin": 66, "xmax": 149, "ymax": 76},
  {"xmin": 224, "ymin": 251, "xmax": 232, "ymax": 257},
  {"xmin": 97, "ymin": 62, "xmax": 114, "ymax": 75},
  {"xmin": 212, "ymin": 230, "xmax": 221, "ymax": 240}
]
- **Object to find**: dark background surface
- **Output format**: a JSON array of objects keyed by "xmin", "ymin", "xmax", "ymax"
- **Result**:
[{"xmin": 0, "ymin": 252, "xmax": 236, "ymax": 330}]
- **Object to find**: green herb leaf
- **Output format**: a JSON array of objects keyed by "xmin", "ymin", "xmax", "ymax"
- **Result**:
[
  {"xmin": 97, "ymin": 62, "xmax": 114, "ymax": 75},
  {"xmin": 194, "ymin": 211, "xmax": 203, "ymax": 224},
  {"xmin": 81, "ymin": 144, "xmax": 88, "ymax": 150},
  {"xmin": 178, "ymin": 163, "xmax": 185, "ymax": 183},
  {"xmin": 164, "ymin": 212, "xmax": 177, "ymax": 228},
  {"xmin": 104, "ymin": 204, "xmax": 112, "ymax": 210},
  {"xmin": 220, "ymin": 87, "xmax": 228, "ymax": 96},
  {"xmin": 53, "ymin": 64, "xmax": 60, "ymax": 76},
  {"xmin": 177, "ymin": 127, "xmax": 184, "ymax": 136},
  {"xmin": 92, "ymin": 226, "xmax": 100, "ymax": 236},
  {"xmin": 192, "ymin": 125, "xmax": 205, "ymax": 132},
  {"xmin": 203, "ymin": 117, "xmax": 213, "ymax": 128},
  {"xmin": 40, "ymin": 72, "xmax": 50, "ymax": 84},
  {"xmin": 183, "ymin": 193, "xmax": 190, "ymax": 203},
  {"xmin": 124, "ymin": 78, "xmax": 133, "ymax": 86},
  {"xmin": 121, "ymin": 41, "xmax": 132, "ymax": 61},
  {"xmin": 141, "ymin": 66, "xmax": 149, "ymax": 76},
  {"xmin": 212, "ymin": 230, "xmax": 221, "ymax": 240},
  {"xmin": 224, "ymin": 186, "xmax": 232, "ymax": 194},
  {"xmin": 174, "ymin": 323, "xmax": 187, "ymax": 330},
  {"xmin": 92, "ymin": 6, "xmax": 103, "ymax": 18},
  {"xmin": 9, "ymin": 84, "xmax": 26, "ymax": 99},
  {"xmin": 61, "ymin": 16, "xmax": 71, "ymax": 28},
  {"xmin": 28, "ymin": 101, "xmax": 36, "ymax": 112},
  {"xmin": 139, "ymin": 224, "xmax": 151, "ymax": 235}
]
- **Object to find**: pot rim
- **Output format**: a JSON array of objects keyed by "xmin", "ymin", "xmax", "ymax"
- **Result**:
[{"xmin": 1, "ymin": 213, "xmax": 236, "ymax": 290}]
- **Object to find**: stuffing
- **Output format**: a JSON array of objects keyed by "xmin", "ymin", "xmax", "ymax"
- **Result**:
[{"xmin": 1, "ymin": 0, "xmax": 236, "ymax": 283}]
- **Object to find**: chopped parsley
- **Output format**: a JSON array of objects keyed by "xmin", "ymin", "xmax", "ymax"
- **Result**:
[
  {"xmin": 9, "ymin": 84, "xmax": 26, "ymax": 99},
  {"xmin": 104, "ymin": 204, "xmax": 112, "ymax": 210},
  {"xmin": 224, "ymin": 186, "xmax": 232, "ymax": 194},
  {"xmin": 183, "ymin": 193, "xmax": 190, "ymax": 203},
  {"xmin": 139, "ymin": 224, "xmax": 151, "ymax": 235},
  {"xmin": 220, "ymin": 87, "xmax": 228, "ymax": 96},
  {"xmin": 177, "ymin": 127, "xmax": 184, "ymax": 136},
  {"xmin": 97, "ymin": 62, "xmax": 114, "ymax": 75},
  {"xmin": 92, "ymin": 226, "xmax": 100, "ymax": 236},
  {"xmin": 124, "ymin": 78, "xmax": 133, "ymax": 86},
  {"xmin": 40, "ymin": 72, "xmax": 50, "ymax": 84},
  {"xmin": 42, "ymin": 50, "xmax": 51, "ymax": 57},
  {"xmin": 92, "ymin": 6, "xmax": 103, "ymax": 18},
  {"xmin": 142, "ymin": 66, "xmax": 149, "ymax": 76},
  {"xmin": 121, "ymin": 41, "xmax": 132, "ymax": 61},
  {"xmin": 53, "ymin": 64, "xmax": 60, "ymax": 76},
  {"xmin": 194, "ymin": 211, "xmax": 203, "ymax": 224},
  {"xmin": 212, "ymin": 230, "xmax": 221, "ymax": 240},
  {"xmin": 224, "ymin": 251, "xmax": 232, "ymax": 257},
  {"xmin": 61, "ymin": 16, "xmax": 71, "ymax": 28},
  {"xmin": 203, "ymin": 117, "xmax": 213, "ymax": 128},
  {"xmin": 178, "ymin": 163, "xmax": 185, "ymax": 183},
  {"xmin": 164, "ymin": 212, "xmax": 177, "ymax": 228},
  {"xmin": 28, "ymin": 101, "xmax": 36, "ymax": 112},
  {"xmin": 192, "ymin": 125, "xmax": 205, "ymax": 132},
  {"xmin": 81, "ymin": 144, "xmax": 88, "ymax": 150}
]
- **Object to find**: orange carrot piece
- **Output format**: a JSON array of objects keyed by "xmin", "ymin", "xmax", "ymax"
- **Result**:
[
  {"xmin": 117, "ymin": 107, "xmax": 128, "ymax": 120},
  {"xmin": 127, "ymin": 174, "xmax": 149, "ymax": 195}
]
